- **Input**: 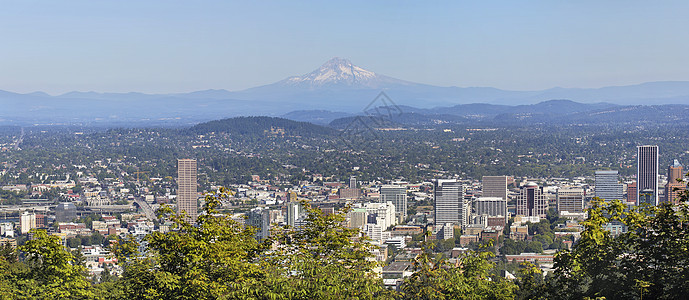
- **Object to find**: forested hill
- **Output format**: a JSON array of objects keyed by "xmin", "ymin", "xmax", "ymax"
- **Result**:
[
  {"xmin": 325, "ymin": 102, "xmax": 689, "ymax": 128},
  {"xmin": 188, "ymin": 116, "xmax": 336, "ymax": 136}
]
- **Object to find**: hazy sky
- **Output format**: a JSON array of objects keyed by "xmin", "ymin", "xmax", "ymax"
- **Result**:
[{"xmin": 2, "ymin": 1, "xmax": 689, "ymax": 94}]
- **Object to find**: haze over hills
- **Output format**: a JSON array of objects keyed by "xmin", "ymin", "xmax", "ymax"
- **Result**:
[
  {"xmin": 322, "ymin": 100, "xmax": 689, "ymax": 128},
  {"xmin": 3, "ymin": 57, "xmax": 689, "ymax": 126},
  {"xmin": 189, "ymin": 116, "xmax": 336, "ymax": 136}
]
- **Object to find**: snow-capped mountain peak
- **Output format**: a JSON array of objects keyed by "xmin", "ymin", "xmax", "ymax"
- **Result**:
[{"xmin": 279, "ymin": 57, "xmax": 412, "ymax": 89}]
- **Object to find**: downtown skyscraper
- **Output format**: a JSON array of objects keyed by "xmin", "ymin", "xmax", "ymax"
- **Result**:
[
  {"xmin": 637, "ymin": 145, "xmax": 659, "ymax": 206},
  {"xmin": 595, "ymin": 170, "xmax": 623, "ymax": 201},
  {"xmin": 516, "ymin": 182, "xmax": 548, "ymax": 217},
  {"xmin": 177, "ymin": 159, "xmax": 198, "ymax": 223},
  {"xmin": 380, "ymin": 185, "xmax": 408, "ymax": 218},
  {"xmin": 482, "ymin": 176, "xmax": 509, "ymax": 200},
  {"xmin": 665, "ymin": 159, "xmax": 684, "ymax": 204},
  {"xmin": 434, "ymin": 179, "xmax": 467, "ymax": 226}
]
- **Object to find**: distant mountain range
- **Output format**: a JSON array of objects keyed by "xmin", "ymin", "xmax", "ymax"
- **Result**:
[
  {"xmin": 181, "ymin": 102, "xmax": 689, "ymax": 141},
  {"xmin": 3, "ymin": 57, "xmax": 689, "ymax": 126}
]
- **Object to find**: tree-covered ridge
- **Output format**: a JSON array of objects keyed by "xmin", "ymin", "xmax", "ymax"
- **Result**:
[{"xmin": 188, "ymin": 116, "xmax": 337, "ymax": 137}]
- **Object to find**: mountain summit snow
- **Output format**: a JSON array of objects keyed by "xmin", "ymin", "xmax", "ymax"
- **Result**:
[
  {"xmin": 277, "ymin": 57, "xmax": 413, "ymax": 89},
  {"xmin": 4, "ymin": 57, "xmax": 689, "ymax": 126}
]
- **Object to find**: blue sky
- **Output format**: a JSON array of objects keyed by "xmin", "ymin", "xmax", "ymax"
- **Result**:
[{"xmin": 1, "ymin": 1, "xmax": 688, "ymax": 94}]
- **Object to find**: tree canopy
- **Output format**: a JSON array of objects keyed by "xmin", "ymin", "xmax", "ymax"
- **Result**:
[
  {"xmin": 2, "ymin": 190, "xmax": 689, "ymax": 299},
  {"xmin": 547, "ymin": 199, "xmax": 689, "ymax": 300}
]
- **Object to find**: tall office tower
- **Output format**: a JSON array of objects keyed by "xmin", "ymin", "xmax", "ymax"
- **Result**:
[
  {"xmin": 19, "ymin": 212, "xmax": 36, "ymax": 234},
  {"xmin": 287, "ymin": 201, "xmax": 303, "ymax": 227},
  {"xmin": 665, "ymin": 159, "xmax": 685, "ymax": 204},
  {"xmin": 557, "ymin": 187, "xmax": 585, "ymax": 213},
  {"xmin": 516, "ymin": 182, "xmax": 548, "ymax": 217},
  {"xmin": 380, "ymin": 185, "xmax": 408, "ymax": 217},
  {"xmin": 349, "ymin": 176, "xmax": 357, "ymax": 189},
  {"xmin": 434, "ymin": 179, "xmax": 466, "ymax": 226},
  {"xmin": 595, "ymin": 170, "xmax": 624, "ymax": 201},
  {"xmin": 482, "ymin": 176, "xmax": 508, "ymax": 200},
  {"xmin": 246, "ymin": 207, "xmax": 270, "ymax": 240},
  {"xmin": 474, "ymin": 197, "xmax": 507, "ymax": 217},
  {"xmin": 637, "ymin": 145, "xmax": 659, "ymax": 206},
  {"xmin": 177, "ymin": 159, "xmax": 198, "ymax": 223},
  {"xmin": 668, "ymin": 159, "xmax": 683, "ymax": 182},
  {"xmin": 627, "ymin": 181, "xmax": 637, "ymax": 203}
]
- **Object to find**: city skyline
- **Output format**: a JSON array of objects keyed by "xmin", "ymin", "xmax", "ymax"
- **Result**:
[{"xmin": 1, "ymin": 0, "xmax": 689, "ymax": 292}]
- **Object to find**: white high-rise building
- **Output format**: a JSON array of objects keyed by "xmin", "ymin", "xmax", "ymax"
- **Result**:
[
  {"xmin": 364, "ymin": 201, "xmax": 397, "ymax": 229},
  {"xmin": 20, "ymin": 212, "xmax": 36, "ymax": 234},
  {"xmin": 287, "ymin": 201, "xmax": 303, "ymax": 227},
  {"xmin": 349, "ymin": 176, "xmax": 357, "ymax": 189},
  {"xmin": 380, "ymin": 185, "xmax": 407, "ymax": 217},
  {"xmin": 436, "ymin": 223, "xmax": 455, "ymax": 240},
  {"xmin": 434, "ymin": 179, "xmax": 468, "ymax": 226},
  {"xmin": 0, "ymin": 222, "xmax": 13, "ymax": 237},
  {"xmin": 177, "ymin": 159, "xmax": 198, "ymax": 223},
  {"xmin": 637, "ymin": 145, "xmax": 659, "ymax": 205},
  {"xmin": 365, "ymin": 224, "xmax": 391, "ymax": 244},
  {"xmin": 595, "ymin": 170, "xmax": 623, "ymax": 201},
  {"xmin": 347, "ymin": 207, "xmax": 368, "ymax": 228}
]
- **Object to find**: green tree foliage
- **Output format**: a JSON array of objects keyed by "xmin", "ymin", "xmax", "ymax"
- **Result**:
[
  {"xmin": 67, "ymin": 232, "xmax": 107, "ymax": 248},
  {"xmin": 188, "ymin": 116, "xmax": 336, "ymax": 137},
  {"xmin": 548, "ymin": 199, "xmax": 689, "ymax": 299},
  {"xmin": 0, "ymin": 189, "xmax": 27, "ymax": 205},
  {"xmin": 113, "ymin": 188, "xmax": 266, "ymax": 299},
  {"xmin": 68, "ymin": 237, "xmax": 82, "ymax": 248},
  {"xmin": 114, "ymin": 191, "xmax": 389, "ymax": 299},
  {"xmin": 256, "ymin": 201, "xmax": 389, "ymax": 299},
  {"xmin": 5, "ymin": 189, "xmax": 689, "ymax": 299},
  {"xmin": 2, "ymin": 230, "xmax": 97, "ymax": 299},
  {"xmin": 76, "ymin": 213, "xmax": 105, "ymax": 229},
  {"xmin": 514, "ymin": 262, "xmax": 545, "ymax": 300},
  {"xmin": 0, "ymin": 243, "xmax": 17, "ymax": 263},
  {"xmin": 434, "ymin": 237, "xmax": 457, "ymax": 253},
  {"xmin": 402, "ymin": 240, "xmax": 517, "ymax": 299}
]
